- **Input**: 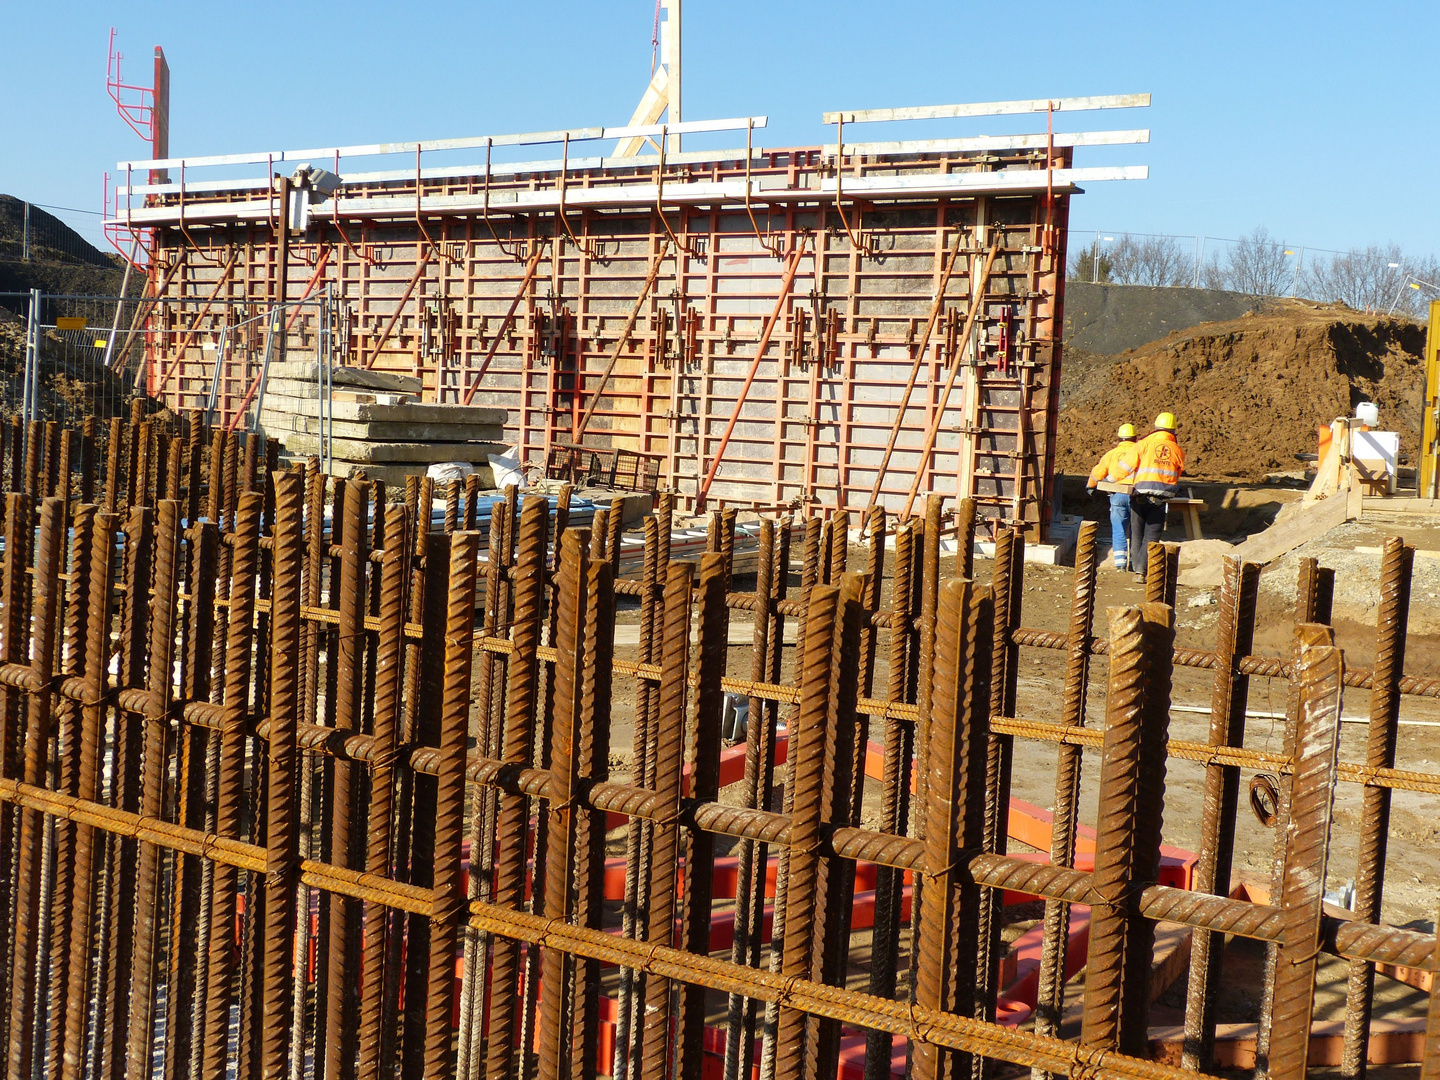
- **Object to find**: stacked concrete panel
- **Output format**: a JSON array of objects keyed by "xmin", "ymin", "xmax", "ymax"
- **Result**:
[{"xmin": 258, "ymin": 361, "xmax": 507, "ymax": 485}]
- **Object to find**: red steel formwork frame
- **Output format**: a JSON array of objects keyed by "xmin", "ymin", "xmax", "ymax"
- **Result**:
[{"xmin": 109, "ymin": 100, "xmax": 1149, "ymax": 535}]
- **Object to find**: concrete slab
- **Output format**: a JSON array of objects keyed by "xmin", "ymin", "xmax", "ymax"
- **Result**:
[
  {"xmin": 258, "ymin": 413, "xmax": 505, "ymax": 443},
  {"xmin": 255, "ymin": 393, "xmax": 506, "ymax": 426},
  {"xmin": 276, "ymin": 433, "xmax": 506, "ymax": 463},
  {"xmin": 264, "ymin": 362, "xmax": 422, "ymax": 394}
]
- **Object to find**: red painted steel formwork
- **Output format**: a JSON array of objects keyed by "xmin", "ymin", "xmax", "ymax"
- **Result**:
[{"xmin": 109, "ymin": 99, "xmax": 1149, "ymax": 534}]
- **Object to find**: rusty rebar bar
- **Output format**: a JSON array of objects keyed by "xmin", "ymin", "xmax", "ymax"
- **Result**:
[
  {"xmin": 1267, "ymin": 627, "xmax": 1344, "ymax": 1080},
  {"xmin": 1341, "ymin": 538, "xmax": 1413, "ymax": 1079},
  {"xmin": 262, "ymin": 469, "xmax": 305, "ymax": 1078},
  {"xmin": 638, "ymin": 561, "xmax": 696, "ymax": 1080},
  {"xmin": 425, "ymin": 529, "xmax": 478, "ymax": 1080},
  {"xmin": 1080, "ymin": 602, "xmax": 1174, "ymax": 1055},
  {"xmin": 485, "ymin": 496, "xmax": 550, "ymax": 1080},
  {"xmin": 1181, "ymin": 556, "xmax": 1259, "ymax": 1071},
  {"xmin": 1033, "ymin": 520, "xmax": 1099, "ymax": 1075}
]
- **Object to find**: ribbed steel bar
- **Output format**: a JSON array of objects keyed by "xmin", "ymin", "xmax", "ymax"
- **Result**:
[
  {"xmin": 262, "ymin": 469, "xmax": 305, "ymax": 1079},
  {"xmin": 863, "ymin": 517, "xmax": 914, "ymax": 1080},
  {"xmin": 773, "ymin": 581, "xmax": 840, "ymax": 1080},
  {"xmin": 320, "ymin": 480, "xmax": 367, "ymax": 1080},
  {"xmin": 806, "ymin": 572, "xmax": 864, "ymax": 1080},
  {"xmin": 1267, "ymin": 627, "xmax": 1344, "ymax": 1080},
  {"xmin": 675, "ymin": 553, "xmax": 729, "ymax": 1079},
  {"xmin": 1341, "ymin": 537, "xmax": 1413, "ymax": 1079},
  {"xmin": 162, "ymin": 516, "xmax": 219, "ymax": 1080},
  {"xmin": 201, "ymin": 491, "xmax": 262, "ymax": 1080},
  {"xmin": 1181, "ymin": 555, "xmax": 1259, "ymax": 1072},
  {"xmin": 95, "ymin": 497, "xmax": 149, "ymax": 1080},
  {"xmin": 425, "ymin": 529, "xmax": 478, "ymax": 1080},
  {"xmin": 58, "ymin": 508, "xmax": 114, "ymax": 1080},
  {"xmin": 43, "ymin": 503, "xmax": 91, "ymax": 1079},
  {"xmin": 904, "ymin": 497, "xmax": 943, "ymax": 1010},
  {"xmin": 637, "ymin": 561, "xmax": 695, "ymax": 1080},
  {"xmin": 1080, "ymin": 602, "xmax": 1174, "ymax": 1055},
  {"xmin": 1257, "ymin": 558, "xmax": 1332, "ymax": 1069},
  {"xmin": 724, "ymin": 519, "xmax": 775, "ymax": 1080},
  {"xmin": 570, "ymin": 548, "xmax": 614, "ymax": 1080},
  {"xmin": 912, "ymin": 578, "xmax": 985, "ymax": 1080},
  {"xmin": 4, "ymin": 497, "xmax": 63, "ymax": 1080},
  {"xmin": 1033, "ymin": 519, "xmax": 1099, "ymax": 1076},
  {"xmin": 125, "ymin": 500, "xmax": 178, "ymax": 1078},
  {"xmin": 978, "ymin": 525, "xmax": 1022, "ymax": 1045},
  {"xmin": 485, "ymin": 496, "xmax": 549, "ymax": 1080},
  {"xmin": 357, "ymin": 504, "xmax": 410, "ymax": 1080},
  {"xmin": 538, "ymin": 530, "xmax": 588, "ymax": 1080},
  {"xmin": 465, "ymin": 898, "xmax": 1209, "ymax": 1080}
]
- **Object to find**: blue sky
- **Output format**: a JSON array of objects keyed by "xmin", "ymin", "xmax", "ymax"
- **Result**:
[{"xmin": 3, "ymin": 1, "xmax": 1437, "ymax": 260}]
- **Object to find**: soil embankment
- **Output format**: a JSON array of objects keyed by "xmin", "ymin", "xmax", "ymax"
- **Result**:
[{"xmin": 1056, "ymin": 299, "xmax": 1427, "ymax": 481}]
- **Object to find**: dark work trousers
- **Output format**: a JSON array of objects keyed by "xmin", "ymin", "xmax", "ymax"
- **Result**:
[{"xmin": 1129, "ymin": 494, "xmax": 1168, "ymax": 576}]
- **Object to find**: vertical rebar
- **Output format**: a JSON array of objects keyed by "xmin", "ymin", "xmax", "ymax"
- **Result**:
[
  {"xmin": 725, "ymin": 520, "xmax": 775, "ymax": 1080},
  {"xmin": 863, "ymin": 518, "xmax": 915, "ymax": 1080},
  {"xmin": 201, "ymin": 492, "xmax": 262, "ymax": 1080},
  {"xmin": 637, "ymin": 562, "xmax": 696, "ymax": 1080},
  {"xmin": 1267, "ymin": 626, "xmax": 1345, "ymax": 1080},
  {"xmin": 357, "ymin": 505, "xmax": 411, "ymax": 1080},
  {"xmin": 59, "ymin": 509, "xmax": 114, "ymax": 1080},
  {"xmin": 772, "ymin": 581, "xmax": 840, "ymax": 1080},
  {"xmin": 1032, "ymin": 520, "xmax": 1100, "ymax": 1071},
  {"xmin": 1181, "ymin": 556, "xmax": 1260, "ymax": 1071},
  {"xmin": 485, "ymin": 496, "xmax": 550, "ymax": 1080},
  {"xmin": 425, "ymin": 529, "xmax": 478, "ymax": 1080},
  {"xmin": 1341, "ymin": 538, "xmax": 1413, "ymax": 1079},
  {"xmin": 263, "ymin": 470, "xmax": 305, "ymax": 1078},
  {"xmin": 913, "ymin": 577, "xmax": 992, "ymax": 1080},
  {"xmin": 674, "ymin": 553, "xmax": 729, "ymax": 1079},
  {"xmin": 538, "ymin": 530, "xmax": 589, "ymax": 1080},
  {"xmin": 1079, "ymin": 602, "xmax": 1175, "ymax": 1056}
]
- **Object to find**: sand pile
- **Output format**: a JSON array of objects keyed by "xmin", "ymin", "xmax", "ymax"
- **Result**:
[{"xmin": 1055, "ymin": 300, "xmax": 1427, "ymax": 481}]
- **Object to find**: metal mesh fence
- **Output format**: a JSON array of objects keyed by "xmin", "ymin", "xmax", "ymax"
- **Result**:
[{"xmin": 0, "ymin": 292, "xmax": 158, "ymax": 429}]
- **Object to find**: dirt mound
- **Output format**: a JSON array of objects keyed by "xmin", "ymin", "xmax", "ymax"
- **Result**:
[
  {"xmin": 1056, "ymin": 300, "xmax": 1427, "ymax": 481},
  {"xmin": 0, "ymin": 196, "xmax": 123, "ymax": 302}
]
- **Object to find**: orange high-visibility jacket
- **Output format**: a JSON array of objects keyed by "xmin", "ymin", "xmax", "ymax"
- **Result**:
[
  {"xmin": 1133, "ymin": 430, "xmax": 1185, "ymax": 496},
  {"xmin": 1087, "ymin": 442, "xmax": 1140, "ymax": 488}
]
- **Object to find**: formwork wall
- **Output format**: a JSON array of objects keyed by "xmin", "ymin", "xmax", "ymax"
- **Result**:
[{"xmin": 133, "ymin": 143, "xmax": 1073, "ymax": 534}]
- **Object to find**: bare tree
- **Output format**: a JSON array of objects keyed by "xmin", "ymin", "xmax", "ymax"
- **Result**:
[
  {"xmin": 1108, "ymin": 234, "xmax": 1190, "ymax": 286},
  {"xmin": 1303, "ymin": 244, "xmax": 1439, "ymax": 317},
  {"xmin": 1211, "ymin": 226, "xmax": 1292, "ymax": 296}
]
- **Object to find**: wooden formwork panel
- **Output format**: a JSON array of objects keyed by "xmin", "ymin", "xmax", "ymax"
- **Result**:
[{"xmin": 142, "ymin": 145, "xmax": 1069, "ymax": 535}]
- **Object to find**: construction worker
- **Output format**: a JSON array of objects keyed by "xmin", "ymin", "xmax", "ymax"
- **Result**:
[
  {"xmin": 1086, "ymin": 423, "xmax": 1140, "ymax": 570},
  {"xmin": 1129, "ymin": 411, "xmax": 1186, "ymax": 581}
]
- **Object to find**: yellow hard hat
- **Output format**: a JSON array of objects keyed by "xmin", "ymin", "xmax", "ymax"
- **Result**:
[
  {"xmin": 1117, "ymin": 423, "xmax": 1136, "ymax": 439},
  {"xmin": 1154, "ymin": 412, "xmax": 1177, "ymax": 432}
]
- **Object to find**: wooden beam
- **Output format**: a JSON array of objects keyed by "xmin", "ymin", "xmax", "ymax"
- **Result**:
[{"xmin": 614, "ymin": 68, "xmax": 671, "ymax": 158}]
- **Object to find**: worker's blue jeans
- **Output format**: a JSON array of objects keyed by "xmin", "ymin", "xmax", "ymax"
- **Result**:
[{"xmin": 1108, "ymin": 492, "xmax": 1130, "ymax": 568}]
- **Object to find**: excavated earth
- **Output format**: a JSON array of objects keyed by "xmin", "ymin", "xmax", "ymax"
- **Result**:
[{"xmin": 1055, "ymin": 300, "xmax": 1428, "ymax": 481}]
